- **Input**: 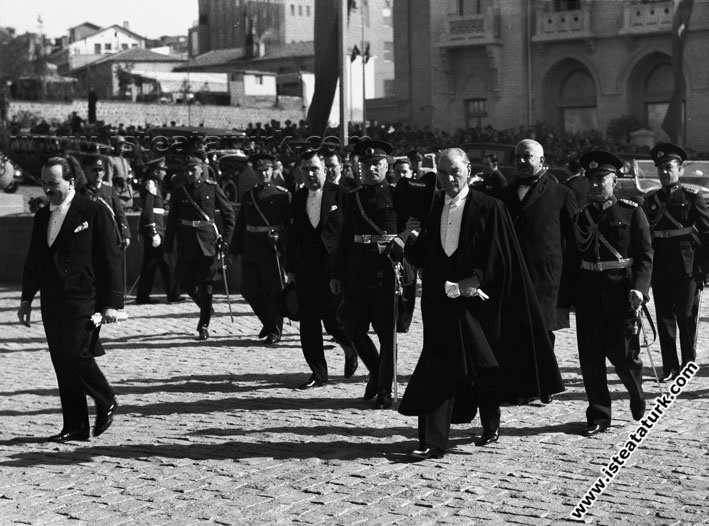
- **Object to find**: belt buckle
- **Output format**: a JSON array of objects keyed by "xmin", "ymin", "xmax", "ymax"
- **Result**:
[
  {"xmin": 361, "ymin": 234, "xmax": 372, "ymax": 244},
  {"xmin": 592, "ymin": 262, "xmax": 602, "ymax": 272}
]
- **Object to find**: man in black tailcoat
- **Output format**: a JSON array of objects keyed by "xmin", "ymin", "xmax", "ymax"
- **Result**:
[
  {"xmin": 18, "ymin": 156, "xmax": 124, "ymax": 442},
  {"xmin": 399, "ymin": 148, "xmax": 564, "ymax": 460},
  {"xmin": 499, "ymin": 139, "xmax": 577, "ymax": 403},
  {"xmin": 285, "ymin": 149, "xmax": 358, "ymax": 389}
]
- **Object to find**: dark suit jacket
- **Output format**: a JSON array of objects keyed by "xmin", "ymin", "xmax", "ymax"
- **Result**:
[
  {"xmin": 22, "ymin": 193, "xmax": 124, "ymax": 357},
  {"xmin": 286, "ymin": 181, "xmax": 347, "ymax": 274},
  {"xmin": 499, "ymin": 171, "xmax": 577, "ymax": 331}
]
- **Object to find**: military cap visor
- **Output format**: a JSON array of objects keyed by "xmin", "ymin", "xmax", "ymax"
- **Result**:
[
  {"xmin": 82, "ymin": 156, "xmax": 105, "ymax": 169},
  {"xmin": 146, "ymin": 156, "xmax": 167, "ymax": 168},
  {"xmin": 250, "ymin": 153, "xmax": 276, "ymax": 170},
  {"xmin": 355, "ymin": 140, "xmax": 393, "ymax": 163},
  {"xmin": 580, "ymin": 151, "xmax": 623, "ymax": 178},
  {"xmin": 651, "ymin": 143, "xmax": 687, "ymax": 166}
]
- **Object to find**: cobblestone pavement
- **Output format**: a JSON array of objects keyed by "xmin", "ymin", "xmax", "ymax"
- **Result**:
[{"xmin": 0, "ymin": 285, "xmax": 707, "ymax": 525}]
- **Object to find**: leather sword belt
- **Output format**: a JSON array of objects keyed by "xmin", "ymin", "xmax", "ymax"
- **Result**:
[
  {"xmin": 580, "ymin": 258, "xmax": 634, "ymax": 272},
  {"xmin": 181, "ymin": 219, "xmax": 214, "ymax": 227},
  {"xmin": 245, "ymin": 225, "xmax": 282, "ymax": 233},
  {"xmin": 653, "ymin": 227, "xmax": 693, "ymax": 239},
  {"xmin": 353, "ymin": 234, "xmax": 397, "ymax": 244}
]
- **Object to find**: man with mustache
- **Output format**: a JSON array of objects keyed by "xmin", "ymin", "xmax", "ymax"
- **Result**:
[{"xmin": 18, "ymin": 156, "xmax": 123, "ymax": 442}]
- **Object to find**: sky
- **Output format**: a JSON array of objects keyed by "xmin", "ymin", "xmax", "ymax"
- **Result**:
[{"xmin": 0, "ymin": 0, "xmax": 198, "ymax": 39}]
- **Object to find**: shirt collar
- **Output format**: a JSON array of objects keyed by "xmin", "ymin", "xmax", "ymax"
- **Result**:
[
  {"xmin": 49, "ymin": 188, "xmax": 76, "ymax": 212},
  {"xmin": 444, "ymin": 184, "xmax": 469, "ymax": 206}
]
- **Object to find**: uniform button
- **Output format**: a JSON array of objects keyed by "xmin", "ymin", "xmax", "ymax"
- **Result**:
[{"xmin": 63, "ymin": 269, "xmax": 68, "ymax": 273}]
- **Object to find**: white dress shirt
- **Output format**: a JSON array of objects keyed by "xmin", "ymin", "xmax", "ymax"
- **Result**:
[
  {"xmin": 306, "ymin": 187, "xmax": 323, "ymax": 228},
  {"xmin": 440, "ymin": 184, "xmax": 469, "ymax": 257},
  {"xmin": 47, "ymin": 189, "xmax": 76, "ymax": 247}
]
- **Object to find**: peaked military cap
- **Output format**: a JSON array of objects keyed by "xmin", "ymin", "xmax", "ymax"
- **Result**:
[
  {"xmin": 81, "ymin": 155, "xmax": 105, "ymax": 169},
  {"xmin": 145, "ymin": 156, "xmax": 166, "ymax": 167},
  {"xmin": 184, "ymin": 152, "xmax": 206, "ymax": 166},
  {"xmin": 651, "ymin": 143, "xmax": 687, "ymax": 166},
  {"xmin": 250, "ymin": 153, "xmax": 277, "ymax": 170},
  {"xmin": 580, "ymin": 151, "xmax": 623, "ymax": 178},
  {"xmin": 354, "ymin": 140, "xmax": 393, "ymax": 163}
]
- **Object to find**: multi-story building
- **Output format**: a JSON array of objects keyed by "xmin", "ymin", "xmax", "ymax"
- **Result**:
[
  {"xmin": 192, "ymin": 0, "xmax": 395, "ymax": 99},
  {"xmin": 394, "ymin": 0, "xmax": 709, "ymax": 151}
]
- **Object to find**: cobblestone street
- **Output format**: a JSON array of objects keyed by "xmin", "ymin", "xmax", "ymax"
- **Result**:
[{"xmin": 0, "ymin": 285, "xmax": 707, "ymax": 525}]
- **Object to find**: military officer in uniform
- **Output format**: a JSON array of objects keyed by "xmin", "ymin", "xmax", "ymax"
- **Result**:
[
  {"xmin": 79, "ymin": 155, "xmax": 131, "ymax": 249},
  {"xmin": 330, "ymin": 140, "xmax": 411, "ymax": 409},
  {"xmin": 643, "ymin": 143, "xmax": 709, "ymax": 382},
  {"xmin": 164, "ymin": 153, "xmax": 236, "ymax": 340},
  {"xmin": 232, "ymin": 153, "xmax": 291, "ymax": 344},
  {"xmin": 136, "ymin": 156, "xmax": 182, "ymax": 304},
  {"xmin": 558, "ymin": 151, "xmax": 653, "ymax": 437}
]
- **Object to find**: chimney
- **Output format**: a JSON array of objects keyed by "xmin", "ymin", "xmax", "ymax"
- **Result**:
[{"xmin": 123, "ymin": 21, "xmax": 130, "ymax": 30}]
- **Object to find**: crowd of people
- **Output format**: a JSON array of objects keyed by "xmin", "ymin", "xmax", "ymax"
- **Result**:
[{"xmin": 13, "ymin": 115, "xmax": 709, "ymax": 462}]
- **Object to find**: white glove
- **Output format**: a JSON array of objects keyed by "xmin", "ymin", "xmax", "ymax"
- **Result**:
[
  {"xmin": 629, "ymin": 289, "xmax": 643, "ymax": 309},
  {"xmin": 152, "ymin": 234, "xmax": 162, "ymax": 248}
]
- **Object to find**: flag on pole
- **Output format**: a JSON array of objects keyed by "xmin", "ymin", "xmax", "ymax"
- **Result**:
[
  {"xmin": 662, "ymin": 0, "xmax": 694, "ymax": 144},
  {"xmin": 350, "ymin": 44, "xmax": 361, "ymax": 63},
  {"xmin": 363, "ymin": 43, "xmax": 370, "ymax": 64}
]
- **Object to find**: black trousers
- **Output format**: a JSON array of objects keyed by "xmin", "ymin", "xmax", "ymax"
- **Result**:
[
  {"xmin": 653, "ymin": 277, "xmax": 700, "ymax": 374},
  {"xmin": 339, "ymin": 283, "xmax": 396, "ymax": 395},
  {"xmin": 296, "ymin": 267, "xmax": 353, "ymax": 383},
  {"xmin": 175, "ymin": 255, "xmax": 218, "ymax": 329},
  {"xmin": 137, "ymin": 239, "xmax": 178, "ymax": 300},
  {"xmin": 417, "ymin": 368, "xmax": 502, "ymax": 451},
  {"xmin": 576, "ymin": 307, "xmax": 643, "ymax": 427},
  {"xmin": 241, "ymin": 257, "xmax": 284, "ymax": 336},
  {"xmin": 42, "ymin": 304, "xmax": 114, "ymax": 433}
]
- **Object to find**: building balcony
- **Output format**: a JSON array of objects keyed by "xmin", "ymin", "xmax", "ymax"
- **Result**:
[
  {"xmin": 533, "ymin": 7, "xmax": 592, "ymax": 43},
  {"xmin": 620, "ymin": 1, "xmax": 674, "ymax": 36},
  {"xmin": 437, "ymin": 11, "xmax": 501, "ymax": 48}
]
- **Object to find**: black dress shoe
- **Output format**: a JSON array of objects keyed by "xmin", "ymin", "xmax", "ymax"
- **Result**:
[
  {"xmin": 475, "ymin": 430, "xmax": 499, "ymax": 446},
  {"xmin": 363, "ymin": 376, "xmax": 378, "ymax": 401},
  {"xmin": 265, "ymin": 333, "xmax": 281, "ymax": 344},
  {"xmin": 407, "ymin": 447, "xmax": 445, "ymax": 461},
  {"xmin": 541, "ymin": 394, "xmax": 554, "ymax": 404},
  {"xmin": 198, "ymin": 327, "xmax": 210, "ymax": 340},
  {"xmin": 373, "ymin": 392, "xmax": 392, "ymax": 409},
  {"xmin": 47, "ymin": 430, "xmax": 89, "ymax": 443},
  {"xmin": 396, "ymin": 327, "xmax": 409, "ymax": 333},
  {"xmin": 581, "ymin": 424, "xmax": 608, "ymax": 437},
  {"xmin": 93, "ymin": 399, "xmax": 118, "ymax": 437},
  {"xmin": 135, "ymin": 297, "xmax": 159, "ymax": 305},
  {"xmin": 298, "ymin": 377, "xmax": 326, "ymax": 390},
  {"xmin": 258, "ymin": 327, "xmax": 268, "ymax": 339},
  {"xmin": 660, "ymin": 370, "xmax": 678, "ymax": 383},
  {"xmin": 630, "ymin": 397, "xmax": 646, "ymax": 421},
  {"xmin": 344, "ymin": 348, "xmax": 358, "ymax": 378},
  {"xmin": 167, "ymin": 295, "xmax": 185, "ymax": 303}
]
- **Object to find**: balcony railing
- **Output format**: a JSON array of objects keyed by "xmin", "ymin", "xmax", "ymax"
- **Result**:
[
  {"xmin": 620, "ymin": 1, "xmax": 674, "ymax": 35},
  {"xmin": 534, "ymin": 8, "xmax": 592, "ymax": 42},
  {"xmin": 438, "ymin": 12, "xmax": 501, "ymax": 47}
]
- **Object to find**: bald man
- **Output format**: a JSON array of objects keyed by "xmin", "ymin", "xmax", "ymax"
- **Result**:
[{"xmin": 499, "ymin": 140, "xmax": 577, "ymax": 404}]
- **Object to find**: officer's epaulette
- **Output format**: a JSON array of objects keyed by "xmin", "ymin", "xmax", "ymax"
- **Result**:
[
  {"xmin": 619, "ymin": 198, "xmax": 638, "ymax": 207},
  {"xmin": 681, "ymin": 184, "xmax": 699, "ymax": 194},
  {"xmin": 274, "ymin": 185, "xmax": 289, "ymax": 192}
]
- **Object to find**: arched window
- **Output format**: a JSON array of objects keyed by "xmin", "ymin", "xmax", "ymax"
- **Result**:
[{"xmin": 559, "ymin": 69, "xmax": 597, "ymax": 133}]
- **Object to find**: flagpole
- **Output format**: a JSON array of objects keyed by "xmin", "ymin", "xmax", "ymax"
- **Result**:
[
  {"xmin": 361, "ymin": 4, "xmax": 366, "ymax": 132},
  {"xmin": 339, "ymin": 0, "xmax": 349, "ymax": 146}
]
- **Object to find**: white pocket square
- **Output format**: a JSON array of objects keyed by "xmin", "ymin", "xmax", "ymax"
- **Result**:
[
  {"xmin": 73, "ymin": 221, "xmax": 88, "ymax": 233},
  {"xmin": 330, "ymin": 205, "xmax": 338, "ymax": 212}
]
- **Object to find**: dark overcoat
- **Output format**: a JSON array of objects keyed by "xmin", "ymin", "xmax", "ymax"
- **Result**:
[{"xmin": 398, "ymin": 190, "xmax": 565, "ymax": 419}]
